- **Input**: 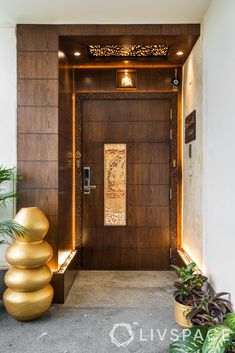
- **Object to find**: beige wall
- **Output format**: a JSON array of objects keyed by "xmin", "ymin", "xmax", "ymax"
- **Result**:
[
  {"xmin": 182, "ymin": 36, "xmax": 203, "ymax": 268},
  {"xmin": 182, "ymin": 0, "xmax": 235, "ymax": 305},
  {"xmin": 0, "ymin": 27, "xmax": 17, "ymax": 268},
  {"xmin": 202, "ymin": 0, "xmax": 235, "ymax": 303}
]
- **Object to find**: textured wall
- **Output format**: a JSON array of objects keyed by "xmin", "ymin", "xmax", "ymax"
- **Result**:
[
  {"xmin": 202, "ymin": 0, "xmax": 235, "ymax": 304},
  {"xmin": 0, "ymin": 27, "xmax": 17, "ymax": 267},
  {"xmin": 182, "ymin": 36, "xmax": 203, "ymax": 268}
]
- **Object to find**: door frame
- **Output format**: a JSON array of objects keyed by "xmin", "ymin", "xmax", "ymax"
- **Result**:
[
  {"xmin": 15, "ymin": 23, "xmax": 199, "ymax": 299},
  {"xmin": 75, "ymin": 91, "xmax": 179, "ymax": 265}
]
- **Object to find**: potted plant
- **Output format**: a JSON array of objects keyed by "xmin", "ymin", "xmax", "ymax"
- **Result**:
[
  {"xmin": 188, "ymin": 291, "xmax": 233, "ymax": 326},
  {"xmin": 0, "ymin": 166, "xmax": 25, "ymax": 296},
  {"xmin": 170, "ymin": 313, "xmax": 235, "ymax": 353},
  {"xmin": 172, "ymin": 262, "xmax": 208, "ymax": 328}
]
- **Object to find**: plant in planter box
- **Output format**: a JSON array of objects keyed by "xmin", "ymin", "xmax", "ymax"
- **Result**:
[
  {"xmin": 187, "ymin": 291, "xmax": 233, "ymax": 327},
  {"xmin": 172, "ymin": 262, "xmax": 208, "ymax": 328},
  {"xmin": 170, "ymin": 313, "xmax": 235, "ymax": 353},
  {"xmin": 0, "ymin": 166, "xmax": 25, "ymax": 243}
]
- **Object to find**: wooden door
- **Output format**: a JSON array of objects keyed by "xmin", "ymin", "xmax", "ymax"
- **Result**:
[{"xmin": 81, "ymin": 95, "xmax": 176, "ymax": 270}]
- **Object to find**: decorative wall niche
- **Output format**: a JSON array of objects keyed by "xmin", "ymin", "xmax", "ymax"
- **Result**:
[{"xmin": 116, "ymin": 70, "xmax": 137, "ymax": 89}]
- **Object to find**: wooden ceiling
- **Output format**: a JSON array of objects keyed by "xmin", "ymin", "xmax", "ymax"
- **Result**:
[{"xmin": 59, "ymin": 26, "xmax": 200, "ymax": 68}]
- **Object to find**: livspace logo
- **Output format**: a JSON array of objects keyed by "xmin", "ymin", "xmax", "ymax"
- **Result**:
[
  {"xmin": 109, "ymin": 322, "xmax": 182, "ymax": 348},
  {"xmin": 109, "ymin": 323, "xmax": 135, "ymax": 348}
]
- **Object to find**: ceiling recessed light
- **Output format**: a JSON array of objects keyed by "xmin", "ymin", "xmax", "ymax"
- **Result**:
[
  {"xmin": 74, "ymin": 51, "xmax": 81, "ymax": 57},
  {"xmin": 58, "ymin": 51, "xmax": 65, "ymax": 59},
  {"xmin": 176, "ymin": 51, "xmax": 184, "ymax": 56}
]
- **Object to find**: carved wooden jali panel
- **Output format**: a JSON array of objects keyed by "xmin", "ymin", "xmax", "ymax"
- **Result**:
[{"xmin": 104, "ymin": 144, "xmax": 127, "ymax": 226}]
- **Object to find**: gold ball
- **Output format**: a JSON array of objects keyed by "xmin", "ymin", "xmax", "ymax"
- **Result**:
[
  {"xmin": 14, "ymin": 207, "xmax": 49, "ymax": 242},
  {"xmin": 3, "ymin": 284, "xmax": 54, "ymax": 321},
  {"xmin": 6, "ymin": 241, "xmax": 53, "ymax": 268},
  {"xmin": 5, "ymin": 265, "xmax": 52, "ymax": 292}
]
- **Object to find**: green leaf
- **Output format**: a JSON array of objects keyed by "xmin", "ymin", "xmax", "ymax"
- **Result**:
[
  {"xmin": 0, "ymin": 191, "xmax": 18, "ymax": 207},
  {"xmin": 202, "ymin": 324, "xmax": 235, "ymax": 353},
  {"xmin": 0, "ymin": 220, "xmax": 26, "ymax": 242},
  {"xmin": 214, "ymin": 293, "xmax": 230, "ymax": 299},
  {"xmin": 170, "ymin": 326, "xmax": 208, "ymax": 353},
  {"xmin": 0, "ymin": 166, "xmax": 15, "ymax": 183},
  {"xmin": 226, "ymin": 314, "xmax": 235, "ymax": 331},
  {"xmin": 231, "ymin": 342, "xmax": 235, "ymax": 350},
  {"xmin": 187, "ymin": 262, "xmax": 197, "ymax": 272}
]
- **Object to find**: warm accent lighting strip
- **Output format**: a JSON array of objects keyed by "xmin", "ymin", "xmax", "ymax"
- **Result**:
[
  {"xmin": 88, "ymin": 44, "xmax": 169, "ymax": 57},
  {"xmin": 178, "ymin": 249, "xmax": 201, "ymax": 274},
  {"xmin": 55, "ymin": 250, "xmax": 77, "ymax": 274},
  {"xmin": 72, "ymin": 91, "xmax": 76, "ymax": 250}
]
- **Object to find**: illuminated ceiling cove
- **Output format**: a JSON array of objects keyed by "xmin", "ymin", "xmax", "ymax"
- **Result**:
[{"xmin": 88, "ymin": 44, "xmax": 170, "ymax": 57}]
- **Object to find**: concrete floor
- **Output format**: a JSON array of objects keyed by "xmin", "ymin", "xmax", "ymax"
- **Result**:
[
  {"xmin": 65, "ymin": 271, "xmax": 176, "ymax": 308},
  {"xmin": 0, "ymin": 271, "xmax": 178, "ymax": 353}
]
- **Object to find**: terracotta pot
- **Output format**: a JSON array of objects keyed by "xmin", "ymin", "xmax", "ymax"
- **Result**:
[{"xmin": 174, "ymin": 298, "xmax": 192, "ymax": 328}]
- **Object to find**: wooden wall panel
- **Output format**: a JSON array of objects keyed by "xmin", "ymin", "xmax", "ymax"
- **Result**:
[
  {"xmin": 82, "ymin": 227, "xmax": 169, "ymax": 249},
  {"xmin": 18, "ymin": 107, "xmax": 58, "ymax": 134},
  {"xmin": 17, "ymin": 25, "xmax": 58, "ymax": 51},
  {"xmin": 82, "ymin": 248, "xmax": 170, "ymax": 270},
  {"xmin": 45, "ymin": 216, "xmax": 58, "ymax": 243},
  {"xmin": 17, "ymin": 161, "xmax": 58, "ymax": 188},
  {"xmin": 128, "ymin": 164, "xmax": 169, "ymax": 185},
  {"xmin": 81, "ymin": 98, "xmax": 171, "ymax": 121},
  {"xmin": 17, "ymin": 189, "xmax": 58, "ymax": 215},
  {"xmin": 18, "ymin": 79, "xmax": 58, "ymax": 106},
  {"xmin": 83, "ymin": 142, "xmax": 169, "ymax": 164},
  {"xmin": 75, "ymin": 69, "xmax": 176, "ymax": 92},
  {"xmin": 18, "ymin": 134, "xmax": 58, "ymax": 161},
  {"xmin": 18, "ymin": 52, "xmax": 58, "ymax": 79},
  {"xmin": 82, "ymin": 204, "xmax": 169, "ymax": 227},
  {"xmin": 83, "ymin": 122, "xmax": 169, "ymax": 143},
  {"xmin": 58, "ymin": 60, "xmax": 74, "ymax": 258},
  {"xmin": 17, "ymin": 25, "xmax": 60, "ymax": 269},
  {"xmin": 56, "ymin": 24, "xmax": 199, "ymax": 37},
  {"xmin": 84, "ymin": 163, "xmax": 170, "ymax": 185}
]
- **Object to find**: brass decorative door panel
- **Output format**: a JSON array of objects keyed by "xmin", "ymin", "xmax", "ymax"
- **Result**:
[{"xmin": 104, "ymin": 144, "xmax": 126, "ymax": 226}]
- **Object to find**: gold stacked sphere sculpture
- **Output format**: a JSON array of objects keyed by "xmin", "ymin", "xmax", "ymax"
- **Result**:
[{"xmin": 3, "ymin": 207, "xmax": 54, "ymax": 321}]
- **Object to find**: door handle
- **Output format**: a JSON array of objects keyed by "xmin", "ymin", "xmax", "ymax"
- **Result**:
[
  {"xmin": 83, "ymin": 167, "xmax": 96, "ymax": 194},
  {"xmin": 84, "ymin": 184, "xmax": 96, "ymax": 194},
  {"xmin": 84, "ymin": 185, "xmax": 96, "ymax": 191}
]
